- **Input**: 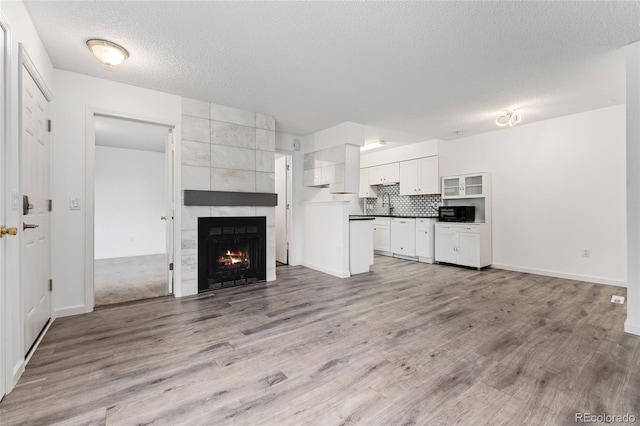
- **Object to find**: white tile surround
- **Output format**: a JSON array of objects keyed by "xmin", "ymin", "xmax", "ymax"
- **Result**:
[{"xmin": 181, "ymin": 98, "xmax": 276, "ymax": 296}]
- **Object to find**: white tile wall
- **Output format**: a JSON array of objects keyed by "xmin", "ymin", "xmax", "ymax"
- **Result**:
[
  {"xmin": 210, "ymin": 145, "xmax": 256, "ymax": 171},
  {"xmin": 210, "ymin": 104, "xmax": 256, "ymax": 127},
  {"xmin": 181, "ymin": 98, "xmax": 277, "ymax": 296},
  {"xmin": 182, "ymin": 115, "xmax": 210, "ymax": 143},
  {"xmin": 211, "ymin": 121, "xmax": 256, "ymax": 149},
  {"xmin": 182, "ymin": 97, "xmax": 210, "ymax": 119}
]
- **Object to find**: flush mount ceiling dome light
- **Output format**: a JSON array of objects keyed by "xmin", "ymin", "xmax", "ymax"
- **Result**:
[
  {"xmin": 495, "ymin": 109, "xmax": 522, "ymax": 127},
  {"xmin": 86, "ymin": 39, "xmax": 129, "ymax": 67}
]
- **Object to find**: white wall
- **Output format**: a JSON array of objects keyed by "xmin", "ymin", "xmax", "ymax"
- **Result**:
[
  {"xmin": 626, "ymin": 42, "xmax": 640, "ymax": 336},
  {"xmin": 52, "ymin": 70, "xmax": 180, "ymax": 316},
  {"xmin": 94, "ymin": 146, "xmax": 166, "ymax": 259},
  {"xmin": 0, "ymin": 0, "xmax": 55, "ymax": 393},
  {"xmin": 439, "ymin": 105, "xmax": 626, "ymax": 287}
]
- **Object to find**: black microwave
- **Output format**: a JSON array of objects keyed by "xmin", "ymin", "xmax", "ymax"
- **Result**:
[{"xmin": 438, "ymin": 206, "xmax": 475, "ymax": 222}]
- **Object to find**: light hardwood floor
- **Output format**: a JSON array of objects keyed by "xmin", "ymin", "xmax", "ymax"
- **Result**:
[{"xmin": 0, "ymin": 256, "xmax": 638, "ymax": 425}]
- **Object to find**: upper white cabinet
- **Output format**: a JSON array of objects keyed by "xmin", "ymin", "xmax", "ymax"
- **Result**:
[
  {"xmin": 359, "ymin": 168, "xmax": 378, "ymax": 198},
  {"xmin": 369, "ymin": 163, "xmax": 400, "ymax": 185},
  {"xmin": 441, "ymin": 173, "xmax": 488, "ymax": 199},
  {"xmin": 304, "ymin": 144, "xmax": 360, "ymax": 193},
  {"xmin": 399, "ymin": 156, "xmax": 439, "ymax": 196}
]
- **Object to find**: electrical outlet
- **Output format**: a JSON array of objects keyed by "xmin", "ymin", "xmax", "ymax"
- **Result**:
[
  {"xmin": 611, "ymin": 295, "xmax": 625, "ymax": 305},
  {"xmin": 582, "ymin": 249, "xmax": 590, "ymax": 258}
]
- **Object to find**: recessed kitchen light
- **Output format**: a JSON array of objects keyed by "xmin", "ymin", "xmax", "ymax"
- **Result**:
[
  {"xmin": 496, "ymin": 109, "xmax": 522, "ymax": 127},
  {"xmin": 454, "ymin": 130, "xmax": 464, "ymax": 135}
]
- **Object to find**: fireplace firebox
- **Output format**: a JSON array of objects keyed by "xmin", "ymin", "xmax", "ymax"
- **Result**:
[{"xmin": 198, "ymin": 216, "xmax": 266, "ymax": 292}]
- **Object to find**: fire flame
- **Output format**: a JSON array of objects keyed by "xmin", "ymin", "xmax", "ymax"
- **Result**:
[{"xmin": 219, "ymin": 250, "xmax": 249, "ymax": 266}]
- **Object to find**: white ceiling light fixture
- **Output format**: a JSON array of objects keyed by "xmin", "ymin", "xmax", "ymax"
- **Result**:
[
  {"xmin": 86, "ymin": 39, "xmax": 129, "ymax": 67},
  {"xmin": 360, "ymin": 140, "xmax": 387, "ymax": 151},
  {"xmin": 495, "ymin": 109, "xmax": 522, "ymax": 127}
]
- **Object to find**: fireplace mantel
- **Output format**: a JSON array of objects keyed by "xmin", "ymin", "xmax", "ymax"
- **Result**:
[{"xmin": 184, "ymin": 190, "xmax": 277, "ymax": 207}]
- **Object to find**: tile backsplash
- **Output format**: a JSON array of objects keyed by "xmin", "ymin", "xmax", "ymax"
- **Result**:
[{"xmin": 365, "ymin": 184, "xmax": 441, "ymax": 216}]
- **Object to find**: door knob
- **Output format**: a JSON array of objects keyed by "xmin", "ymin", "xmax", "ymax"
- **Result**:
[
  {"xmin": 23, "ymin": 223, "xmax": 39, "ymax": 230},
  {"xmin": 160, "ymin": 216, "xmax": 167, "ymax": 220},
  {"xmin": 0, "ymin": 226, "xmax": 18, "ymax": 237}
]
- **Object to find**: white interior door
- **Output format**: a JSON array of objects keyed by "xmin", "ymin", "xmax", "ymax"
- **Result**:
[
  {"xmin": 275, "ymin": 155, "xmax": 289, "ymax": 264},
  {"xmin": 21, "ymin": 65, "xmax": 51, "ymax": 355},
  {"xmin": 0, "ymin": 14, "xmax": 7, "ymax": 400},
  {"xmin": 165, "ymin": 130, "xmax": 174, "ymax": 293}
]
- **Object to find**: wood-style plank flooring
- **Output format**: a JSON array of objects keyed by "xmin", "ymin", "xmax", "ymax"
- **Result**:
[{"xmin": 1, "ymin": 256, "xmax": 638, "ymax": 425}]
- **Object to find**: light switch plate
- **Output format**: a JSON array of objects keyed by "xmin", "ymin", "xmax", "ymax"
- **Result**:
[{"xmin": 70, "ymin": 197, "xmax": 81, "ymax": 210}]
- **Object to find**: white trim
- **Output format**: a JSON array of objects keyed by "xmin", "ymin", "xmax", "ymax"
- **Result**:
[
  {"xmin": 301, "ymin": 261, "xmax": 351, "ymax": 279},
  {"xmin": 0, "ymin": 11, "xmax": 9, "ymax": 400},
  {"xmin": 624, "ymin": 320, "xmax": 640, "ymax": 336},
  {"xmin": 491, "ymin": 263, "xmax": 626, "ymax": 288},
  {"xmin": 84, "ymin": 108, "xmax": 180, "ymax": 310},
  {"xmin": 11, "ymin": 359, "xmax": 24, "ymax": 390},
  {"xmin": 55, "ymin": 305, "xmax": 88, "ymax": 318},
  {"xmin": 18, "ymin": 44, "xmax": 52, "ymax": 102}
]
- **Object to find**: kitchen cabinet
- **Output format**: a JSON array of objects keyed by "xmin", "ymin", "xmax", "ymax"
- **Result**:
[
  {"xmin": 373, "ymin": 218, "xmax": 391, "ymax": 254},
  {"xmin": 435, "ymin": 223, "xmax": 491, "ymax": 269},
  {"xmin": 441, "ymin": 173, "xmax": 487, "ymax": 199},
  {"xmin": 349, "ymin": 218, "xmax": 374, "ymax": 274},
  {"xmin": 303, "ymin": 144, "xmax": 359, "ymax": 193},
  {"xmin": 359, "ymin": 168, "xmax": 378, "ymax": 198},
  {"xmin": 399, "ymin": 156, "xmax": 440, "ymax": 196},
  {"xmin": 390, "ymin": 218, "xmax": 416, "ymax": 258},
  {"xmin": 369, "ymin": 163, "xmax": 400, "ymax": 185},
  {"xmin": 415, "ymin": 218, "xmax": 435, "ymax": 263}
]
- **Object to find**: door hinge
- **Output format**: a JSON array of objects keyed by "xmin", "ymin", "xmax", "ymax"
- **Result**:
[
  {"xmin": 169, "ymin": 262, "xmax": 174, "ymax": 271},
  {"xmin": 47, "ymin": 200, "xmax": 52, "ymax": 211},
  {"xmin": 47, "ymin": 120, "xmax": 52, "ymax": 132},
  {"xmin": 49, "ymin": 279, "xmax": 53, "ymax": 291},
  {"xmin": 286, "ymin": 164, "xmax": 290, "ymax": 171},
  {"xmin": 286, "ymin": 203, "xmax": 290, "ymax": 210}
]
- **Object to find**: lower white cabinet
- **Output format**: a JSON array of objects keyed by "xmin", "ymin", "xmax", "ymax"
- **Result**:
[
  {"xmin": 390, "ymin": 218, "xmax": 416, "ymax": 258},
  {"xmin": 415, "ymin": 218, "xmax": 435, "ymax": 263},
  {"xmin": 435, "ymin": 223, "xmax": 491, "ymax": 269},
  {"xmin": 373, "ymin": 218, "xmax": 391, "ymax": 254}
]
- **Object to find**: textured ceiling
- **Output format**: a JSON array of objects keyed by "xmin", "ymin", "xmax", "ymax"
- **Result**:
[
  {"xmin": 24, "ymin": 1, "xmax": 640, "ymax": 140},
  {"xmin": 95, "ymin": 116, "xmax": 169, "ymax": 153}
]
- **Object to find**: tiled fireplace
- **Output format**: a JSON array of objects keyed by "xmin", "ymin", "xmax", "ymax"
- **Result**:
[
  {"xmin": 198, "ymin": 216, "xmax": 267, "ymax": 291},
  {"xmin": 180, "ymin": 98, "xmax": 276, "ymax": 296}
]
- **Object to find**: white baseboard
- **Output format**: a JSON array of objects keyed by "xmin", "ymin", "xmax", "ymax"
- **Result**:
[
  {"xmin": 301, "ymin": 262, "xmax": 350, "ymax": 279},
  {"xmin": 625, "ymin": 320, "xmax": 640, "ymax": 336},
  {"xmin": 491, "ymin": 263, "xmax": 627, "ymax": 288},
  {"xmin": 55, "ymin": 304, "xmax": 89, "ymax": 318},
  {"xmin": 11, "ymin": 359, "xmax": 24, "ymax": 391}
]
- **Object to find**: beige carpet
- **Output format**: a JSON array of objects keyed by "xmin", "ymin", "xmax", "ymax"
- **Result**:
[{"xmin": 94, "ymin": 254, "xmax": 169, "ymax": 306}]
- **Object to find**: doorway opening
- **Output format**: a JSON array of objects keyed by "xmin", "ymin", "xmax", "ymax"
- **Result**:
[
  {"xmin": 275, "ymin": 153, "xmax": 291, "ymax": 267},
  {"xmin": 93, "ymin": 115, "xmax": 174, "ymax": 306}
]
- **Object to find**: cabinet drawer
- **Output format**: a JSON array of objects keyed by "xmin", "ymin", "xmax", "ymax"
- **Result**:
[
  {"xmin": 374, "ymin": 217, "xmax": 391, "ymax": 226},
  {"xmin": 436, "ymin": 223, "xmax": 480, "ymax": 234}
]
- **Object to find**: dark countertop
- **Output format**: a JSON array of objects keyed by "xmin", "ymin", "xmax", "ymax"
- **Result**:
[
  {"xmin": 349, "ymin": 217, "xmax": 376, "ymax": 221},
  {"xmin": 350, "ymin": 214, "xmax": 439, "ymax": 219}
]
